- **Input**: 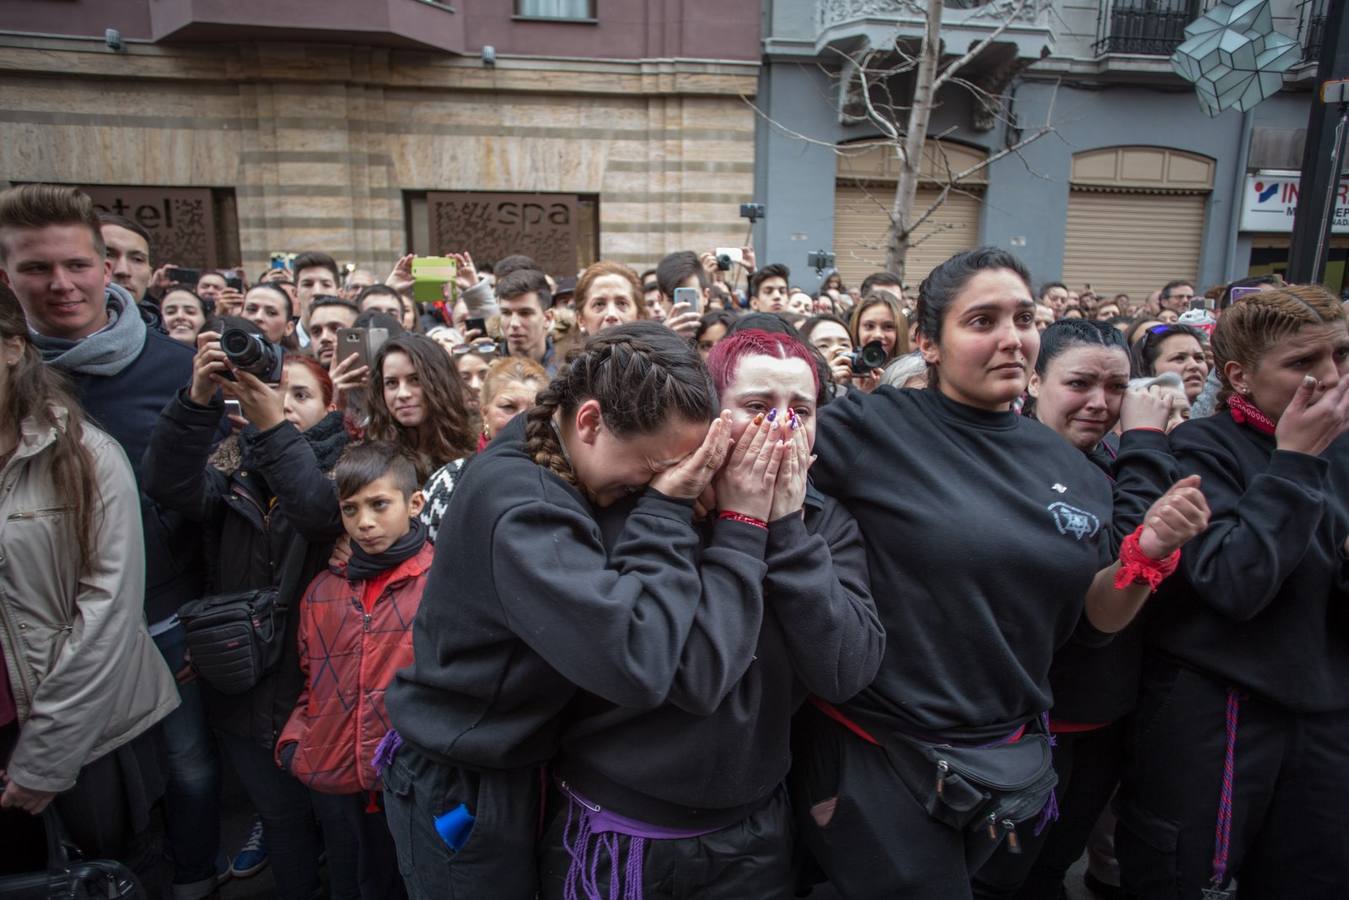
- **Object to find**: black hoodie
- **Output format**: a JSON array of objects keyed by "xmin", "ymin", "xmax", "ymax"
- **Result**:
[
  {"xmin": 555, "ymin": 485, "xmax": 884, "ymax": 829},
  {"xmin": 812, "ymin": 387, "xmax": 1114, "ymax": 743},
  {"xmin": 385, "ymin": 417, "xmax": 771, "ymax": 770},
  {"xmin": 1147, "ymin": 412, "xmax": 1349, "ymax": 713}
]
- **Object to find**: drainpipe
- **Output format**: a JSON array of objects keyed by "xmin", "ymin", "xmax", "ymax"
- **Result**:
[{"xmin": 1223, "ymin": 109, "xmax": 1254, "ymax": 282}]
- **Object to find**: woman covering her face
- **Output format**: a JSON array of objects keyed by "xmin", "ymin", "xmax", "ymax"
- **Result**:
[
  {"xmin": 1116, "ymin": 285, "xmax": 1349, "ymax": 898},
  {"xmin": 535, "ymin": 329, "xmax": 882, "ymax": 898}
]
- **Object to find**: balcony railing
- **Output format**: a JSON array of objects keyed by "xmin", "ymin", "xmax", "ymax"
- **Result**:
[
  {"xmin": 1094, "ymin": 0, "xmax": 1200, "ymax": 56},
  {"xmin": 1298, "ymin": 0, "xmax": 1329, "ymax": 65}
]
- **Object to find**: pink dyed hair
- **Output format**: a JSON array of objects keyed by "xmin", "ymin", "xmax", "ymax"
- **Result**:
[{"xmin": 706, "ymin": 328, "xmax": 821, "ymax": 397}]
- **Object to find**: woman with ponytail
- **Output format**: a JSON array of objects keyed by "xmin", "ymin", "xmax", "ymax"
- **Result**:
[
  {"xmin": 536, "ymin": 329, "xmax": 883, "ymax": 900},
  {"xmin": 1116, "ymin": 284, "xmax": 1349, "ymax": 898},
  {"xmin": 382, "ymin": 321, "xmax": 767, "ymax": 899}
]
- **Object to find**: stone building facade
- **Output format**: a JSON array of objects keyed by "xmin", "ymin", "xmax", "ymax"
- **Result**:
[{"xmin": 0, "ymin": 0, "xmax": 760, "ymax": 278}]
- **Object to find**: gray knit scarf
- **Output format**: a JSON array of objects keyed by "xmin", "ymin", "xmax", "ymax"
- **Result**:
[{"xmin": 32, "ymin": 283, "xmax": 147, "ymax": 377}]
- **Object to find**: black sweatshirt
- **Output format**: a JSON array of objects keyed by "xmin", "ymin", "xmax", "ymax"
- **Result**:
[
  {"xmin": 385, "ymin": 417, "xmax": 771, "ymax": 770},
  {"xmin": 1147, "ymin": 413, "xmax": 1349, "ymax": 713},
  {"xmin": 812, "ymin": 387, "xmax": 1114, "ymax": 743},
  {"xmin": 1048, "ymin": 428, "xmax": 1177, "ymax": 724},
  {"xmin": 556, "ymin": 486, "xmax": 883, "ymax": 829}
]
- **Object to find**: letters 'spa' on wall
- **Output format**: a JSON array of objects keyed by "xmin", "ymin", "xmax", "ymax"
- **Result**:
[{"xmin": 427, "ymin": 192, "xmax": 578, "ymax": 276}]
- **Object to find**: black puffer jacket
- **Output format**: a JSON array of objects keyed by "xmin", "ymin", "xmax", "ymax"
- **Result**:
[{"xmin": 143, "ymin": 391, "xmax": 349, "ymax": 748}]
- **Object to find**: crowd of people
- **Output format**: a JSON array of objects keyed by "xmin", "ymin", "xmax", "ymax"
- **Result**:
[{"xmin": 0, "ymin": 181, "xmax": 1346, "ymax": 900}]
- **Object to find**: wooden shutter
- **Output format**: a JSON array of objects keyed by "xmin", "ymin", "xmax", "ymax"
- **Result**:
[
  {"xmin": 833, "ymin": 184, "xmax": 982, "ymax": 289},
  {"xmin": 1062, "ymin": 190, "xmax": 1207, "ymax": 300}
]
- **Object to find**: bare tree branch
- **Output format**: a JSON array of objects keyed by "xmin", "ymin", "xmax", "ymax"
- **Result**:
[{"xmin": 931, "ymin": 0, "xmax": 1034, "ymax": 93}]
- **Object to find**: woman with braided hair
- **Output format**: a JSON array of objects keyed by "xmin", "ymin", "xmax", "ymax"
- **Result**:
[
  {"xmin": 382, "ymin": 321, "xmax": 771, "ymax": 899},
  {"xmin": 537, "ymin": 329, "xmax": 883, "ymax": 900},
  {"xmin": 1116, "ymin": 284, "xmax": 1349, "ymax": 899}
]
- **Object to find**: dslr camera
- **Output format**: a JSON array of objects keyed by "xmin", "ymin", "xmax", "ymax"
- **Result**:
[
  {"xmin": 220, "ymin": 327, "xmax": 284, "ymax": 383},
  {"xmin": 847, "ymin": 340, "xmax": 888, "ymax": 375}
]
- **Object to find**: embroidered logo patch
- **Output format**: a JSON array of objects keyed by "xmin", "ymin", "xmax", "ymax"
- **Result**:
[
  {"xmin": 1052, "ymin": 483, "xmax": 1067, "ymax": 494},
  {"xmin": 1048, "ymin": 502, "xmax": 1100, "ymax": 540}
]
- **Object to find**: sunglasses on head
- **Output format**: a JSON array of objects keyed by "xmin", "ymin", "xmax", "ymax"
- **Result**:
[{"xmin": 452, "ymin": 340, "xmax": 499, "ymax": 356}]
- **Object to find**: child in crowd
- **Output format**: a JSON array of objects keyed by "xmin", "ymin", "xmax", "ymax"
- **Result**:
[{"xmin": 277, "ymin": 441, "xmax": 433, "ymax": 900}]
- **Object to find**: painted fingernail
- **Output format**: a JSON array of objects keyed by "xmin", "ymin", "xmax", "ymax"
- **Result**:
[
  {"xmin": 790, "ymin": 415, "xmax": 800, "ymax": 431},
  {"xmin": 753, "ymin": 413, "xmax": 764, "ymax": 425},
  {"xmin": 767, "ymin": 408, "xmax": 778, "ymax": 423}
]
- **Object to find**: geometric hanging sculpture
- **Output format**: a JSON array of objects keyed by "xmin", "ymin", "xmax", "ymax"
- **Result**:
[{"xmin": 1171, "ymin": 0, "xmax": 1301, "ymax": 117}]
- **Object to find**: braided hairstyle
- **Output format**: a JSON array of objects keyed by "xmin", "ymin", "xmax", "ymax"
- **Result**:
[
  {"xmin": 523, "ymin": 320, "xmax": 717, "ymax": 485},
  {"xmin": 1211, "ymin": 283, "xmax": 1345, "ymax": 409}
]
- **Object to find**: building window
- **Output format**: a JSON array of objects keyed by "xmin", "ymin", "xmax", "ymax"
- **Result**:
[
  {"xmin": 1094, "ymin": 0, "xmax": 1200, "ymax": 56},
  {"xmin": 515, "ymin": 0, "xmax": 595, "ymax": 21}
]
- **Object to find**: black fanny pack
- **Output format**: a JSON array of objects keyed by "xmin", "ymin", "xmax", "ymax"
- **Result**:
[
  {"xmin": 177, "ymin": 588, "xmax": 286, "ymax": 695},
  {"xmin": 882, "ymin": 724, "xmax": 1057, "ymax": 851}
]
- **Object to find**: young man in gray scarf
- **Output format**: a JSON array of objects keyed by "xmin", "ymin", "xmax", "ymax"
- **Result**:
[{"xmin": 0, "ymin": 183, "xmax": 223, "ymax": 900}]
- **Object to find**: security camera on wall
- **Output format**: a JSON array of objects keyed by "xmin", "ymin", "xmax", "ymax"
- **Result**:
[{"xmin": 105, "ymin": 28, "xmax": 124, "ymax": 51}]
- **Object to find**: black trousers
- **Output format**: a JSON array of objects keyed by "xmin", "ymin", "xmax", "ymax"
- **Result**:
[
  {"xmin": 790, "ymin": 706, "xmax": 1010, "ymax": 900},
  {"xmin": 1116, "ymin": 658, "xmax": 1349, "ymax": 900},
  {"xmin": 381, "ymin": 742, "xmax": 540, "ymax": 900},
  {"xmin": 309, "ymin": 789, "xmax": 406, "ymax": 900},
  {"xmin": 537, "ymin": 785, "xmax": 794, "ymax": 900},
  {"xmin": 972, "ymin": 719, "xmax": 1126, "ymax": 900}
]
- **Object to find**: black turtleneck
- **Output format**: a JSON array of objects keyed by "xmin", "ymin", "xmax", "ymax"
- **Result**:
[{"xmin": 812, "ymin": 386, "xmax": 1114, "ymax": 743}]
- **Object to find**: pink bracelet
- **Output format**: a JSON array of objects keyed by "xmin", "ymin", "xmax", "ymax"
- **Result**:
[
  {"xmin": 719, "ymin": 510, "xmax": 768, "ymax": 531},
  {"xmin": 1113, "ymin": 525, "xmax": 1180, "ymax": 592}
]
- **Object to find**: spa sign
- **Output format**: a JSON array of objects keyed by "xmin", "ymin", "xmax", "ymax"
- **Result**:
[{"xmin": 427, "ymin": 192, "xmax": 578, "ymax": 276}]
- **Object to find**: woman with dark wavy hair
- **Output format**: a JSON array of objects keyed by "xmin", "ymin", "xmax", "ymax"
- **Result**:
[{"xmin": 366, "ymin": 333, "xmax": 476, "ymax": 481}]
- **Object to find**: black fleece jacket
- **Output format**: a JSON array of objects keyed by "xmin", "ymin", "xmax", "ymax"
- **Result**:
[
  {"xmin": 143, "ymin": 392, "xmax": 348, "ymax": 746},
  {"xmin": 1048, "ymin": 428, "xmax": 1178, "ymax": 724},
  {"xmin": 556, "ymin": 485, "xmax": 883, "ymax": 830},
  {"xmin": 1147, "ymin": 413, "xmax": 1349, "ymax": 713},
  {"xmin": 385, "ymin": 417, "xmax": 771, "ymax": 770},
  {"xmin": 812, "ymin": 387, "xmax": 1114, "ymax": 744}
]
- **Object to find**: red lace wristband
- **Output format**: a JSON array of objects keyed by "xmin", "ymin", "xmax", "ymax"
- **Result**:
[
  {"xmin": 719, "ymin": 510, "xmax": 768, "ymax": 530},
  {"xmin": 1112, "ymin": 524, "xmax": 1180, "ymax": 592}
]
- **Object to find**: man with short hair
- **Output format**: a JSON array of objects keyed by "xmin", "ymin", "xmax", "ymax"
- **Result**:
[
  {"xmin": 308, "ymin": 296, "xmax": 360, "ymax": 368},
  {"xmin": 640, "ymin": 268, "xmax": 661, "ymax": 312},
  {"xmin": 290, "ymin": 252, "xmax": 340, "ymax": 348},
  {"xmin": 99, "ymin": 213, "xmax": 153, "ymax": 301},
  {"xmin": 356, "ymin": 284, "xmax": 406, "ymax": 321},
  {"xmin": 749, "ymin": 263, "xmax": 790, "ymax": 313},
  {"xmin": 653, "ymin": 251, "xmax": 706, "ymax": 337},
  {"xmin": 1159, "ymin": 279, "xmax": 1196, "ymax": 314},
  {"xmin": 860, "ymin": 271, "xmax": 903, "ymax": 304},
  {"xmin": 1039, "ymin": 281, "xmax": 1069, "ymax": 317},
  {"xmin": 1034, "ymin": 304, "xmax": 1055, "ymax": 332},
  {"xmin": 341, "ymin": 268, "xmax": 376, "ymax": 302},
  {"xmin": 0, "ymin": 183, "xmax": 215, "ymax": 897},
  {"xmin": 496, "ymin": 268, "xmax": 557, "ymax": 375}
]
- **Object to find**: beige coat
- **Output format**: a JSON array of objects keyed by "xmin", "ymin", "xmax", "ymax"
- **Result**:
[{"xmin": 0, "ymin": 411, "xmax": 179, "ymax": 793}]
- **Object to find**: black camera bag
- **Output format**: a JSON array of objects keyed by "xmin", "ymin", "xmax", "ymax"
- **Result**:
[
  {"xmin": 177, "ymin": 587, "xmax": 285, "ymax": 695},
  {"xmin": 0, "ymin": 808, "xmax": 143, "ymax": 898}
]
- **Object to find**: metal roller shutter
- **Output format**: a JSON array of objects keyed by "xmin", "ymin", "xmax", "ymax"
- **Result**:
[
  {"xmin": 833, "ymin": 184, "xmax": 982, "ymax": 290},
  {"xmin": 1062, "ymin": 190, "xmax": 1207, "ymax": 301}
]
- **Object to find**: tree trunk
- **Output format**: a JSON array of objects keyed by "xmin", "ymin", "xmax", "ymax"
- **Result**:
[{"xmin": 884, "ymin": 0, "xmax": 943, "ymax": 277}]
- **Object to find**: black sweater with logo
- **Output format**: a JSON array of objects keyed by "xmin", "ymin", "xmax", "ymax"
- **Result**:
[
  {"xmin": 385, "ymin": 418, "xmax": 771, "ymax": 770},
  {"xmin": 1147, "ymin": 413, "xmax": 1349, "ymax": 713},
  {"xmin": 555, "ymin": 486, "xmax": 883, "ymax": 830},
  {"xmin": 811, "ymin": 387, "xmax": 1114, "ymax": 743},
  {"xmin": 1047, "ymin": 428, "xmax": 1178, "ymax": 725}
]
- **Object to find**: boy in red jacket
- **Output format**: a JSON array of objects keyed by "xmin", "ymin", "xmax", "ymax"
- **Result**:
[{"xmin": 277, "ymin": 441, "xmax": 432, "ymax": 900}]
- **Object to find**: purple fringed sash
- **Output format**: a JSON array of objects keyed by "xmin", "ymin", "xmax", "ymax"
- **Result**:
[
  {"xmin": 1033, "ymin": 712, "xmax": 1060, "ymax": 837},
  {"xmin": 372, "ymin": 729, "xmax": 403, "ymax": 777}
]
